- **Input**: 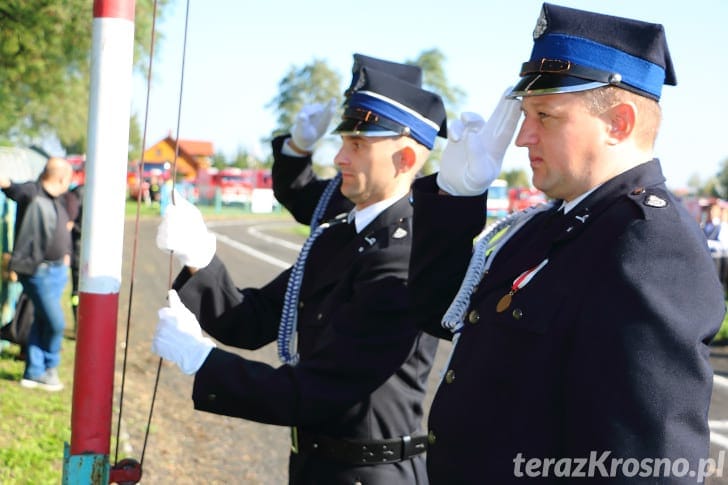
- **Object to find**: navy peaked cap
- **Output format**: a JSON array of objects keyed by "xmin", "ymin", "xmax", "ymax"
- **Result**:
[
  {"xmin": 344, "ymin": 54, "xmax": 423, "ymax": 96},
  {"xmin": 333, "ymin": 66, "xmax": 447, "ymax": 150},
  {"xmin": 510, "ymin": 3, "xmax": 676, "ymax": 100}
]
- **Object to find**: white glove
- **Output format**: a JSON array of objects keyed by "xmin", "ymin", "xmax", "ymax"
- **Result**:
[
  {"xmin": 437, "ymin": 88, "xmax": 522, "ymax": 196},
  {"xmin": 290, "ymin": 98, "xmax": 337, "ymax": 152},
  {"xmin": 156, "ymin": 191, "xmax": 216, "ymax": 269},
  {"xmin": 152, "ymin": 290, "xmax": 216, "ymax": 375}
]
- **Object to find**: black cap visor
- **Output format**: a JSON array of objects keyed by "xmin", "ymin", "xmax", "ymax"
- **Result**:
[
  {"xmin": 509, "ymin": 73, "xmax": 607, "ymax": 98},
  {"xmin": 332, "ymin": 117, "xmax": 404, "ymax": 137}
]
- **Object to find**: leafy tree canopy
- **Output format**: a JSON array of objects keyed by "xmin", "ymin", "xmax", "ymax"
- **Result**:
[{"xmin": 0, "ymin": 0, "xmax": 170, "ymax": 156}]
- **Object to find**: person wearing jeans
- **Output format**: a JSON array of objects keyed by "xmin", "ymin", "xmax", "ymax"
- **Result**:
[
  {"xmin": 19, "ymin": 259, "xmax": 68, "ymax": 388},
  {"xmin": 2, "ymin": 157, "xmax": 73, "ymax": 392}
]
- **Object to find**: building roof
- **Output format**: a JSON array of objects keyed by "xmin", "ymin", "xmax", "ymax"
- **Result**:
[{"xmin": 176, "ymin": 138, "xmax": 214, "ymax": 157}]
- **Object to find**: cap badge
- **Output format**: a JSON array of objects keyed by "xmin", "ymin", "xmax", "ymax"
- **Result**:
[
  {"xmin": 644, "ymin": 194, "xmax": 667, "ymax": 208},
  {"xmin": 351, "ymin": 69, "xmax": 367, "ymax": 94},
  {"xmin": 533, "ymin": 8, "xmax": 548, "ymax": 39},
  {"xmin": 392, "ymin": 227, "xmax": 408, "ymax": 239}
]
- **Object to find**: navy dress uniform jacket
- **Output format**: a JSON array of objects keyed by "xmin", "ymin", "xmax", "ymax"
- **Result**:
[
  {"xmin": 409, "ymin": 160, "xmax": 725, "ymax": 484},
  {"xmin": 172, "ymin": 139, "xmax": 438, "ymax": 485}
]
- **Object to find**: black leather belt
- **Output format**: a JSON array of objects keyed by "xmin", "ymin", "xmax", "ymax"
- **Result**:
[{"xmin": 291, "ymin": 428, "xmax": 427, "ymax": 464}]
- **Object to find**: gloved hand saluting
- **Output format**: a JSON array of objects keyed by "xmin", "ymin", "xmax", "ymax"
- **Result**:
[
  {"xmin": 437, "ymin": 88, "xmax": 522, "ymax": 196},
  {"xmin": 156, "ymin": 191, "xmax": 216, "ymax": 269},
  {"xmin": 152, "ymin": 290, "xmax": 216, "ymax": 375},
  {"xmin": 290, "ymin": 98, "xmax": 338, "ymax": 152}
]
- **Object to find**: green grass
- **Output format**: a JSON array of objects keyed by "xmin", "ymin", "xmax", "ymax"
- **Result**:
[
  {"xmin": 0, "ymin": 289, "xmax": 76, "ymax": 484},
  {"xmin": 713, "ymin": 308, "xmax": 728, "ymax": 343},
  {"xmin": 124, "ymin": 198, "xmax": 285, "ymax": 219}
]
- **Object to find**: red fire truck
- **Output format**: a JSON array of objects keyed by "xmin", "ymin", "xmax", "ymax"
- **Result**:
[
  {"xmin": 196, "ymin": 167, "xmax": 272, "ymax": 205},
  {"xmin": 508, "ymin": 186, "xmax": 547, "ymax": 212}
]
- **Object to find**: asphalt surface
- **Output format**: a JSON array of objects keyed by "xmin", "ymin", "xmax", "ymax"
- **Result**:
[{"xmin": 113, "ymin": 213, "xmax": 728, "ymax": 484}]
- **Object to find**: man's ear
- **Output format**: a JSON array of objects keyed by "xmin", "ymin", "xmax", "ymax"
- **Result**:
[
  {"xmin": 606, "ymin": 102, "xmax": 636, "ymax": 144},
  {"xmin": 398, "ymin": 145, "xmax": 417, "ymax": 173}
]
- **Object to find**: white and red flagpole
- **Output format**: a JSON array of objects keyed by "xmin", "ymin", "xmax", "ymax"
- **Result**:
[{"xmin": 63, "ymin": 1, "xmax": 136, "ymax": 483}]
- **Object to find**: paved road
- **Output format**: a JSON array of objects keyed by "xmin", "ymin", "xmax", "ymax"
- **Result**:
[{"xmin": 114, "ymin": 213, "xmax": 728, "ymax": 484}]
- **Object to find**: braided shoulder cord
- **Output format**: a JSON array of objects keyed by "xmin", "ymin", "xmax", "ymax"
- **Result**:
[
  {"xmin": 440, "ymin": 203, "xmax": 553, "ymax": 333},
  {"xmin": 310, "ymin": 172, "xmax": 342, "ymax": 229},
  {"xmin": 278, "ymin": 172, "xmax": 343, "ymax": 365}
]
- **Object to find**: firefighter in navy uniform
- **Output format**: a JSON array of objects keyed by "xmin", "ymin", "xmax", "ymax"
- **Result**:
[
  {"xmin": 408, "ymin": 3, "xmax": 725, "ymax": 483},
  {"xmin": 272, "ymin": 53, "xmax": 426, "ymax": 227},
  {"xmin": 151, "ymin": 62, "xmax": 447, "ymax": 484}
]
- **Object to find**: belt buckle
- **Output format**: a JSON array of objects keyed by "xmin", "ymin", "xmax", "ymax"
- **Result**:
[
  {"xmin": 291, "ymin": 427, "xmax": 299, "ymax": 454},
  {"xmin": 400, "ymin": 435, "xmax": 412, "ymax": 461}
]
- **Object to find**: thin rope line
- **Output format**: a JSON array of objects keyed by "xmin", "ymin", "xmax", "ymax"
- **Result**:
[
  {"xmin": 141, "ymin": 0, "xmax": 192, "ymax": 467},
  {"xmin": 114, "ymin": 0, "xmax": 159, "ymax": 467}
]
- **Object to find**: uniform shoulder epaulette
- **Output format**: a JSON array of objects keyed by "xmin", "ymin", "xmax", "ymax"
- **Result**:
[
  {"xmin": 627, "ymin": 186, "xmax": 670, "ymax": 209},
  {"xmin": 624, "ymin": 186, "xmax": 677, "ymax": 223}
]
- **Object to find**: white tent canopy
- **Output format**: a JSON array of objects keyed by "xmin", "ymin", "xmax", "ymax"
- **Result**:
[{"xmin": 0, "ymin": 147, "xmax": 48, "ymax": 183}]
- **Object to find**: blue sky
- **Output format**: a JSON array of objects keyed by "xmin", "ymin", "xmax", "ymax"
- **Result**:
[{"xmin": 132, "ymin": 0, "xmax": 728, "ymax": 190}]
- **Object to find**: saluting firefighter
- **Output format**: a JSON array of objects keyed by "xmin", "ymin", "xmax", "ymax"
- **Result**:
[
  {"xmin": 151, "ymin": 57, "xmax": 447, "ymax": 484},
  {"xmin": 273, "ymin": 53, "xmax": 426, "ymax": 228},
  {"xmin": 408, "ymin": 3, "xmax": 725, "ymax": 483}
]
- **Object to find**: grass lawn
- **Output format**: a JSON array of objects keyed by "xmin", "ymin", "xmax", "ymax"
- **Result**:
[
  {"xmin": 0, "ymin": 289, "xmax": 76, "ymax": 484},
  {"xmin": 713, "ymin": 308, "xmax": 728, "ymax": 343}
]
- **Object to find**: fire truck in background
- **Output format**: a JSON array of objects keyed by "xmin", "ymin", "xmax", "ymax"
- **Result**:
[
  {"xmin": 67, "ymin": 154, "xmax": 86, "ymax": 187},
  {"xmin": 508, "ymin": 186, "xmax": 547, "ymax": 212},
  {"xmin": 486, "ymin": 179, "xmax": 510, "ymax": 219},
  {"xmin": 486, "ymin": 179, "xmax": 548, "ymax": 218},
  {"xmin": 196, "ymin": 167, "xmax": 272, "ymax": 205}
]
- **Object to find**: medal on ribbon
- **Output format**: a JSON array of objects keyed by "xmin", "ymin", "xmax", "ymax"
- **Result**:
[{"xmin": 496, "ymin": 259, "xmax": 549, "ymax": 313}]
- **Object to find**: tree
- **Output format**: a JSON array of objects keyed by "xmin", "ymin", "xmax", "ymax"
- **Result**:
[
  {"xmin": 407, "ymin": 49, "xmax": 465, "ymax": 175},
  {"xmin": 230, "ymin": 147, "xmax": 263, "ymax": 169},
  {"xmin": 409, "ymin": 48, "xmax": 466, "ymax": 122},
  {"xmin": 267, "ymin": 59, "xmax": 343, "ymax": 139},
  {"xmin": 211, "ymin": 151, "xmax": 228, "ymax": 170},
  {"xmin": 686, "ymin": 173, "xmax": 702, "ymax": 195},
  {"xmin": 716, "ymin": 157, "xmax": 728, "ymax": 199},
  {"xmin": 501, "ymin": 168, "xmax": 531, "ymax": 188},
  {"xmin": 0, "ymin": 0, "xmax": 171, "ymax": 155},
  {"xmin": 127, "ymin": 113, "xmax": 144, "ymax": 160}
]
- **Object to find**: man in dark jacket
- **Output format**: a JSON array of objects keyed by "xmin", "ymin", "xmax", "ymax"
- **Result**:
[
  {"xmin": 152, "ymin": 60, "xmax": 446, "ymax": 484},
  {"xmin": 408, "ymin": 4, "xmax": 725, "ymax": 483},
  {"xmin": 1, "ymin": 157, "xmax": 73, "ymax": 391}
]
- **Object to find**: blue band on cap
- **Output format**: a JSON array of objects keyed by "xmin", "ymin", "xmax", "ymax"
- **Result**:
[
  {"xmin": 532, "ymin": 33, "xmax": 666, "ymax": 99},
  {"xmin": 348, "ymin": 91, "xmax": 439, "ymax": 149}
]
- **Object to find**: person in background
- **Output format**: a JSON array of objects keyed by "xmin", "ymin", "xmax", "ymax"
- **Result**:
[
  {"xmin": 407, "ymin": 3, "xmax": 725, "ymax": 482},
  {"xmin": 703, "ymin": 203, "xmax": 727, "ymax": 243},
  {"xmin": 65, "ymin": 183, "xmax": 84, "ymax": 335},
  {"xmin": 0, "ymin": 157, "xmax": 73, "ymax": 391},
  {"xmin": 151, "ymin": 58, "xmax": 447, "ymax": 484}
]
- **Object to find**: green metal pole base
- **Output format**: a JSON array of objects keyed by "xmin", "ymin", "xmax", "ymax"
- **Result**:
[{"xmin": 63, "ymin": 442, "xmax": 109, "ymax": 484}]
